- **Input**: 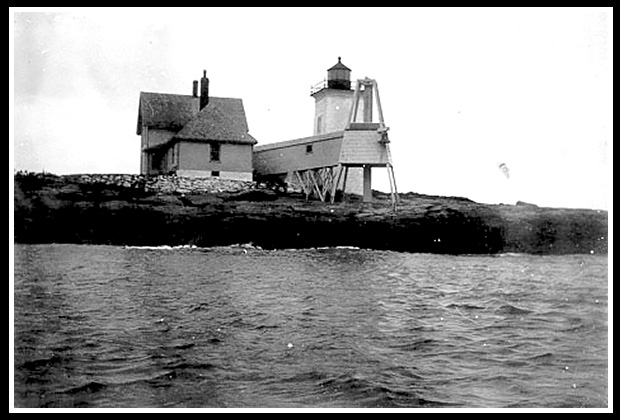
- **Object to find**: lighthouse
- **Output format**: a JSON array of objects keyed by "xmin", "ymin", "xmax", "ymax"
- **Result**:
[
  {"xmin": 254, "ymin": 57, "xmax": 397, "ymax": 205},
  {"xmin": 310, "ymin": 57, "xmax": 366, "ymax": 135}
]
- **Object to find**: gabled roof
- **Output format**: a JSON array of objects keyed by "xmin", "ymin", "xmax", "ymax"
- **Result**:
[
  {"xmin": 137, "ymin": 93, "xmax": 198, "ymax": 135},
  {"xmin": 137, "ymin": 93, "xmax": 256, "ymax": 145},
  {"xmin": 174, "ymin": 97, "xmax": 257, "ymax": 145}
]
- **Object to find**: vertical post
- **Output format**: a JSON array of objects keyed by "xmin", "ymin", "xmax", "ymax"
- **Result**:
[
  {"xmin": 321, "ymin": 168, "xmax": 331, "ymax": 201},
  {"xmin": 341, "ymin": 166, "xmax": 349, "ymax": 202},
  {"xmin": 295, "ymin": 171, "xmax": 310, "ymax": 201},
  {"xmin": 374, "ymin": 80, "xmax": 386, "ymax": 128},
  {"xmin": 308, "ymin": 170, "xmax": 325, "ymax": 202},
  {"xmin": 386, "ymin": 164, "xmax": 396, "ymax": 209},
  {"xmin": 384, "ymin": 141, "xmax": 398, "ymax": 205},
  {"xmin": 387, "ymin": 164, "xmax": 399, "ymax": 208},
  {"xmin": 362, "ymin": 83, "xmax": 373, "ymax": 123},
  {"xmin": 330, "ymin": 165, "xmax": 343, "ymax": 203},
  {"xmin": 347, "ymin": 81, "xmax": 361, "ymax": 127},
  {"xmin": 363, "ymin": 165, "xmax": 372, "ymax": 203},
  {"xmin": 390, "ymin": 165, "xmax": 399, "ymax": 203},
  {"xmin": 321, "ymin": 168, "xmax": 332, "ymax": 201}
]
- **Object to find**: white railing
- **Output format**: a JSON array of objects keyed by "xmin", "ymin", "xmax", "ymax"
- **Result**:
[{"xmin": 309, "ymin": 79, "xmax": 327, "ymax": 95}]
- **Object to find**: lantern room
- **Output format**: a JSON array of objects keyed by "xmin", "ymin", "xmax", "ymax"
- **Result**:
[{"xmin": 327, "ymin": 57, "xmax": 352, "ymax": 90}]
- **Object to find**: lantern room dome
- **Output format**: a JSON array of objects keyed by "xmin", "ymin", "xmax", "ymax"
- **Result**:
[
  {"xmin": 327, "ymin": 56, "xmax": 351, "ymax": 72},
  {"xmin": 327, "ymin": 57, "xmax": 351, "ymax": 90}
]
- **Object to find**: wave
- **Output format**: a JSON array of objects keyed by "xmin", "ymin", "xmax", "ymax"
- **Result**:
[
  {"xmin": 446, "ymin": 303, "xmax": 486, "ymax": 310},
  {"xmin": 316, "ymin": 373, "xmax": 450, "ymax": 408},
  {"xmin": 169, "ymin": 342, "xmax": 195, "ymax": 350},
  {"xmin": 142, "ymin": 359, "xmax": 219, "ymax": 388},
  {"xmin": 495, "ymin": 304, "xmax": 533, "ymax": 316},
  {"xmin": 122, "ymin": 243, "xmax": 371, "ymax": 254},
  {"xmin": 389, "ymin": 338, "xmax": 436, "ymax": 352},
  {"xmin": 280, "ymin": 370, "xmax": 331, "ymax": 384},
  {"xmin": 527, "ymin": 352, "xmax": 555, "ymax": 362},
  {"xmin": 163, "ymin": 361, "xmax": 217, "ymax": 371},
  {"xmin": 145, "ymin": 371, "xmax": 177, "ymax": 388},
  {"xmin": 18, "ymin": 355, "xmax": 65, "ymax": 371},
  {"xmin": 59, "ymin": 381, "xmax": 107, "ymax": 395},
  {"xmin": 123, "ymin": 245, "xmax": 199, "ymax": 250}
]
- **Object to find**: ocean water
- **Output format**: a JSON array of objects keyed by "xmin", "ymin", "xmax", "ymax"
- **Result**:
[{"xmin": 13, "ymin": 244, "xmax": 608, "ymax": 408}]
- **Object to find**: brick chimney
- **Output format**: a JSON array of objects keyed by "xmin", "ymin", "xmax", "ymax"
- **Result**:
[
  {"xmin": 200, "ymin": 70, "xmax": 209, "ymax": 109},
  {"xmin": 192, "ymin": 80, "xmax": 198, "ymax": 97}
]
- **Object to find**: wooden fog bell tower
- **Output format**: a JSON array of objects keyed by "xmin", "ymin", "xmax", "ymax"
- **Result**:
[{"xmin": 338, "ymin": 78, "xmax": 399, "ymax": 205}]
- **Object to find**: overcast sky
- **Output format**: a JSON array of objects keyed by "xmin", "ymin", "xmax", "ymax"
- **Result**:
[{"xmin": 11, "ymin": 7, "xmax": 612, "ymax": 210}]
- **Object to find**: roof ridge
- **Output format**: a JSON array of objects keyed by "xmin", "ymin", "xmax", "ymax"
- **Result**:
[
  {"xmin": 138, "ymin": 91, "xmax": 256, "ymax": 144},
  {"xmin": 140, "ymin": 91, "xmax": 195, "ymax": 98},
  {"xmin": 173, "ymin": 97, "xmax": 256, "ymax": 144}
]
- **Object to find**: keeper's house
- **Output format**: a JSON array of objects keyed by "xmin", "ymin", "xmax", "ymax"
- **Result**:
[{"xmin": 137, "ymin": 71, "xmax": 257, "ymax": 181}]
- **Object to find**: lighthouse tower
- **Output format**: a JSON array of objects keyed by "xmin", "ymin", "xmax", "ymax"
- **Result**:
[
  {"xmin": 253, "ymin": 58, "xmax": 397, "ymax": 205},
  {"xmin": 308, "ymin": 58, "xmax": 364, "ymax": 196},
  {"xmin": 311, "ymin": 57, "xmax": 365, "ymax": 135}
]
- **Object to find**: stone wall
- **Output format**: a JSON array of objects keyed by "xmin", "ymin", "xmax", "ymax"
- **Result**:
[{"xmin": 65, "ymin": 174, "xmax": 256, "ymax": 195}]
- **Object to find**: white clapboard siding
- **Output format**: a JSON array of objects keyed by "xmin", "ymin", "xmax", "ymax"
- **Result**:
[{"xmin": 338, "ymin": 129, "xmax": 390, "ymax": 166}]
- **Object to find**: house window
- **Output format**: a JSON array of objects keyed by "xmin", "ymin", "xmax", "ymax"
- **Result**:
[
  {"xmin": 316, "ymin": 116, "xmax": 323, "ymax": 134},
  {"xmin": 306, "ymin": 144, "xmax": 314, "ymax": 154},
  {"xmin": 210, "ymin": 143, "xmax": 221, "ymax": 162},
  {"xmin": 211, "ymin": 171, "xmax": 220, "ymax": 177}
]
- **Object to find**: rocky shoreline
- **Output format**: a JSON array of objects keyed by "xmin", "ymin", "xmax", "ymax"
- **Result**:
[{"xmin": 13, "ymin": 172, "xmax": 608, "ymax": 255}]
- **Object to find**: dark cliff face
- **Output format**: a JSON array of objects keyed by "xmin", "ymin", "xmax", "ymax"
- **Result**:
[{"xmin": 13, "ymin": 173, "xmax": 608, "ymax": 255}]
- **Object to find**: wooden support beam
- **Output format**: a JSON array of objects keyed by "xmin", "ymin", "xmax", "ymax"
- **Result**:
[
  {"xmin": 318, "ymin": 168, "xmax": 327, "ymax": 191},
  {"xmin": 308, "ymin": 170, "xmax": 325, "ymax": 202},
  {"xmin": 347, "ymin": 81, "xmax": 361, "ymax": 127},
  {"xmin": 321, "ymin": 169, "xmax": 329, "ymax": 202},
  {"xmin": 304, "ymin": 171, "xmax": 315, "ymax": 200},
  {"xmin": 294, "ymin": 171, "xmax": 304, "ymax": 199},
  {"xmin": 374, "ymin": 80, "xmax": 386, "ymax": 128},
  {"xmin": 318, "ymin": 168, "xmax": 329, "ymax": 201},
  {"xmin": 322, "ymin": 167, "xmax": 335, "ymax": 200},
  {"xmin": 341, "ymin": 166, "xmax": 349, "ymax": 201},
  {"xmin": 386, "ymin": 164, "xmax": 396, "ymax": 209},
  {"xmin": 362, "ymin": 84, "xmax": 373, "ymax": 123},
  {"xmin": 389, "ymin": 165, "xmax": 399, "ymax": 203},
  {"xmin": 295, "ymin": 166, "xmax": 343, "ymax": 203},
  {"xmin": 386, "ymin": 163, "xmax": 399, "ymax": 210},
  {"xmin": 294, "ymin": 170, "xmax": 310, "ymax": 201},
  {"xmin": 384, "ymin": 141, "xmax": 399, "ymax": 205},
  {"xmin": 328, "ymin": 166, "xmax": 339, "ymax": 201}
]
